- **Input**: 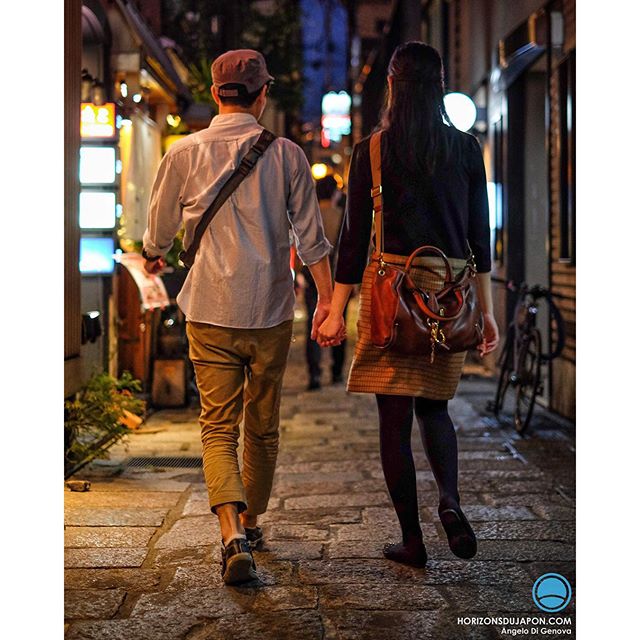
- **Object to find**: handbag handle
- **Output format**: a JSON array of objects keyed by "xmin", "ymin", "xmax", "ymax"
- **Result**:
[{"xmin": 402, "ymin": 245, "xmax": 453, "ymax": 282}]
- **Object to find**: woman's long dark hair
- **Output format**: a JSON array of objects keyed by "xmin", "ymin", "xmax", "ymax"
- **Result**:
[{"xmin": 380, "ymin": 42, "xmax": 455, "ymax": 176}]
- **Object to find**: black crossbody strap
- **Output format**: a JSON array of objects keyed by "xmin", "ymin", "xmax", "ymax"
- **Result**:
[{"xmin": 179, "ymin": 129, "xmax": 277, "ymax": 269}]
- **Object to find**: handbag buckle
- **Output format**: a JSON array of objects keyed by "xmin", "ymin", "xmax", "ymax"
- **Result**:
[
  {"xmin": 377, "ymin": 256, "xmax": 387, "ymax": 276},
  {"xmin": 371, "ymin": 185, "xmax": 383, "ymax": 198}
]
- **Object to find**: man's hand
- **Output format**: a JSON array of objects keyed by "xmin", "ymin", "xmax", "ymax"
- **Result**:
[
  {"xmin": 477, "ymin": 312, "xmax": 500, "ymax": 358},
  {"xmin": 144, "ymin": 257, "xmax": 166, "ymax": 275},
  {"xmin": 311, "ymin": 300, "xmax": 332, "ymax": 342}
]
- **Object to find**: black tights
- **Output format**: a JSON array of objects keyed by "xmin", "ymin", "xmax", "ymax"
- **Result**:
[{"xmin": 376, "ymin": 394, "xmax": 460, "ymax": 544}]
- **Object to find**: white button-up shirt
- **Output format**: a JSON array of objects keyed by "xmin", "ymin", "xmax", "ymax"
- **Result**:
[{"xmin": 143, "ymin": 113, "xmax": 332, "ymax": 329}]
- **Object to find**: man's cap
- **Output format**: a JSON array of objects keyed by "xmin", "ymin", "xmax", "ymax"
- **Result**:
[{"xmin": 211, "ymin": 49, "xmax": 274, "ymax": 97}]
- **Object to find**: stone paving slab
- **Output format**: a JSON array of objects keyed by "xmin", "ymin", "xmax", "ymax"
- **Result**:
[
  {"xmin": 64, "ymin": 589, "xmax": 126, "ymax": 619},
  {"xmin": 64, "ymin": 507, "xmax": 169, "ymax": 527},
  {"xmin": 65, "ymin": 618, "xmax": 198, "ymax": 640},
  {"xmin": 65, "ymin": 526, "xmax": 157, "ymax": 548},
  {"xmin": 65, "ymin": 491, "xmax": 182, "ymax": 508},
  {"xmin": 130, "ymin": 584, "xmax": 319, "ymax": 620},
  {"xmin": 185, "ymin": 611, "xmax": 325, "ymax": 640},
  {"xmin": 65, "ymin": 548, "xmax": 148, "ymax": 569},
  {"xmin": 154, "ymin": 515, "xmax": 220, "ymax": 549},
  {"xmin": 284, "ymin": 491, "xmax": 389, "ymax": 510},
  {"xmin": 64, "ymin": 568, "xmax": 164, "ymax": 591}
]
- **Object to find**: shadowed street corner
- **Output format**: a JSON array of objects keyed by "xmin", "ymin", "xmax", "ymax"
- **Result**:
[{"xmin": 64, "ymin": 316, "xmax": 575, "ymax": 640}]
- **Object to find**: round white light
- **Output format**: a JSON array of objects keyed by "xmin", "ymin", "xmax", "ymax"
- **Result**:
[
  {"xmin": 311, "ymin": 163, "xmax": 329, "ymax": 180},
  {"xmin": 443, "ymin": 92, "xmax": 477, "ymax": 132}
]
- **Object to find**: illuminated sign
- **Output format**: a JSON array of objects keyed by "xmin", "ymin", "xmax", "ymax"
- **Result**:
[
  {"xmin": 79, "ymin": 191, "xmax": 117, "ymax": 229},
  {"xmin": 321, "ymin": 91, "xmax": 351, "ymax": 147},
  {"xmin": 80, "ymin": 146, "xmax": 116, "ymax": 185},
  {"xmin": 80, "ymin": 102, "xmax": 116, "ymax": 138},
  {"xmin": 80, "ymin": 236, "xmax": 115, "ymax": 275}
]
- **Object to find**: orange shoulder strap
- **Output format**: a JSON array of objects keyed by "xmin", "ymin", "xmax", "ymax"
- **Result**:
[{"xmin": 369, "ymin": 131, "xmax": 384, "ymax": 257}]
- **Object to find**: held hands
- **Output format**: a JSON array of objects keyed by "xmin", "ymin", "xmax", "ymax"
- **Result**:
[
  {"xmin": 312, "ymin": 300, "xmax": 347, "ymax": 348},
  {"xmin": 477, "ymin": 312, "xmax": 500, "ymax": 358}
]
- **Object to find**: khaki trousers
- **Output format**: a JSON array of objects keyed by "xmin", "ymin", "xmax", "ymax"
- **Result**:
[{"xmin": 186, "ymin": 319, "xmax": 293, "ymax": 515}]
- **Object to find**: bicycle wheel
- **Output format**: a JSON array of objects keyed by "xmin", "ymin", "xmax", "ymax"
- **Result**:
[
  {"xmin": 514, "ymin": 328, "xmax": 542, "ymax": 435},
  {"xmin": 491, "ymin": 324, "xmax": 514, "ymax": 417}
]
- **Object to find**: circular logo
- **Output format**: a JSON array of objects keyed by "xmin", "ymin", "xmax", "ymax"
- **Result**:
[{"xmin": 532, "ymin": 573, "xmax": 572, "ymax": 613}]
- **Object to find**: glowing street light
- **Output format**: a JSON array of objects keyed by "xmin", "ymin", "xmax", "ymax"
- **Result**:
[
  {"xmin": 444, "ymin": 92, "xmax": 477, "ymax": 132},
  {"xmin": 311, "ymin": 163, "xmax": 329, "ymax": 180}
]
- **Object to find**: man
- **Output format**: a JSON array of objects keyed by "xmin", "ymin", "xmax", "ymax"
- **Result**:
[{"xmin": 142, "ymin": 49, "xmax": 343, "ymax": 585}]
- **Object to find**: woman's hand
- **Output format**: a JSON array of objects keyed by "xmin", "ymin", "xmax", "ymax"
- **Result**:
[
  {"xmin": 317, "ymin": 314, "xmax": 347, "ymax": 347},
  {"xmin": 477, "ymin": 312, "xmax": 500, "ymax": 357}
]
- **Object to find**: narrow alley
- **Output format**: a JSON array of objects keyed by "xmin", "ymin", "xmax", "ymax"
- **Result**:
[{"xmin": 64, "ymin": 318, "xmax": 576, "ymax": 640}]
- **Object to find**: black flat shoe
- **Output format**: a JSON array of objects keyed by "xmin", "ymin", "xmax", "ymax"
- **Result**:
[
  {"xmin": 382, "ymin": 541, "xmax": 428, "ymax": 568},
  {"xmin": 220, "ymin": 538, "xmax": 258, "ymax": 585},
  {"xmin": 244, "ymin": 526, "xmax": 264, "ymax": 550},
  {"xmin": 439, "ymin": 506, "xmax": 477, "ymax": 560}
]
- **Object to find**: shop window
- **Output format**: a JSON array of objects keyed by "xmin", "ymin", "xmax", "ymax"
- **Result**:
[{"xmin": 558, "ymin": 50, "xmax": 576, "ymax": 264}]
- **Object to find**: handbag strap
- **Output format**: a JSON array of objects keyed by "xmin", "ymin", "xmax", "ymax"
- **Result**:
[
  {"xmin": 369, "ymin": 130, "xmax": 384, "ymax": 257},
  {"xmin": 179, "ymin": 129, "xmax": 277, "ymax": 268}
]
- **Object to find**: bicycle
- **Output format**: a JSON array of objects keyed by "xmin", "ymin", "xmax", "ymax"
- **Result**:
[{"xmin": 487, "ymin": 280, "xmax": 566, "ymax": 435}]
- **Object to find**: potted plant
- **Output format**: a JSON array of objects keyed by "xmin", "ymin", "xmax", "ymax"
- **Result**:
[{"xmin": 64, "ymin": 371, "xmax": 146, "ymax": 478}]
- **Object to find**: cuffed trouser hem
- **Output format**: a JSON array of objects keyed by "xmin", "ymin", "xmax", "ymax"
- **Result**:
[{"xmin": 210, "ymin": 493, "xmax": 248, "ymax": 515}]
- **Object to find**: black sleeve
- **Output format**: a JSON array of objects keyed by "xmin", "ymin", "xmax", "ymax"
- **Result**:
[
  {"xmin": 467, "ymin": 136, "xmax": 492, "ymax": 273},
  {"xmin": 334, "ymin": 138, "xmax": 374, "ymax": 284}
]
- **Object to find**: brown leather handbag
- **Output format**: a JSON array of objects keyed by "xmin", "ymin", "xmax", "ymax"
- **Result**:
[{"xmin": 367, "ymin": 131, "xmax": 484, "ymax": 363}]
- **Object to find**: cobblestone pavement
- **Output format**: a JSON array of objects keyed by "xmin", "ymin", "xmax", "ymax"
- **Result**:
[{"xmin": 64, "ymin": 319, "xmax": 576, "ymax": 640}]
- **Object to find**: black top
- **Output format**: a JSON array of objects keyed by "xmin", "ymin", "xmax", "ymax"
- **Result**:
[{"xmin": 334, "ymin": 127, "xmax": 492, "ymax": 284}]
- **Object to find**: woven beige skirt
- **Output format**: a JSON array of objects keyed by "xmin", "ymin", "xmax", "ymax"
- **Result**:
[{"xmin": 347, "ymin": 253, "xmax": 469, "ymax": 400}]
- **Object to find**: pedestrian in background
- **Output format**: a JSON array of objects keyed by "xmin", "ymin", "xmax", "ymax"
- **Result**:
[
  {"xmin": 299, "ymin": 172, "xmax": 348, "ymax": 390},
  {"xmin": 143, "ymin": 49, "xmax": 344, "ymax": 585},
  {"xmin": 319, "ymin": 42, "xmax": 499, "ymax": 568}
]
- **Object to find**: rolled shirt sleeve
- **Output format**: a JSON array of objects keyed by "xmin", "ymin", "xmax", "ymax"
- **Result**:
[
  {"xmin": 142, "ymin": 151, "xmax": 184, "ymax": 257},
  {"xmin": 286, "ymin": 144, "xmax": 332, "ymax": 266}
]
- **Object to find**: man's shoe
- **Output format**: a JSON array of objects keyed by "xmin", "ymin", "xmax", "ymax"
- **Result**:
[
  {"xmin": 244, "ymin": 526, "xmax": 264, "ymax": 550},
  {"xmin": 307, "ymin": 377, "xmax": 321, "ymax": 391},
  {"xmin": 220, "ymin": 537, "xmax": 258, "ymax": 585},
  {"xmin": 332, "ymin": 373, "xmax": 344, "ymax": 384}
]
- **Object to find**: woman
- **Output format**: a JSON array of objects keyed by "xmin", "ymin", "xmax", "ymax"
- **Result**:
[{"xmin": 318, "ymin": 42, "xmax": 499, "ymax": 568}]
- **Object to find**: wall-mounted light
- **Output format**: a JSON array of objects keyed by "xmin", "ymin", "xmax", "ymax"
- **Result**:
[
  {"xmin": 119, "ymin": 81, "xmax": 128, "ymax": 98},
  {"xmin": 90, "ymin": 80, "xmax": 106, "ymax": 106},
  {"xmin": 444, "ymin": 92, "xmax": 477, "ymax": 132},
  {"xmin": 132, "ymin": 93, "xmax": 142, "ymax": 104}
]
